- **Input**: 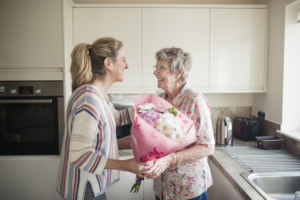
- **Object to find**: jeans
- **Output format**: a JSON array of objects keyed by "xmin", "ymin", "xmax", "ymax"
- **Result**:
[
  {"xmin": 84, "ymin": 182, "xmax": 107, "ymax": 200},
  {"xmin": 155, "ymin": 191, "xmax": 207, "ymax": 200}
]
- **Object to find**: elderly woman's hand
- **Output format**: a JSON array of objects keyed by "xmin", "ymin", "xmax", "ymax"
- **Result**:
[
  {"xmin": 121, "ymin": 158, "xmax": 152, "ymax": 178},
  {"xmin": 145, "ymin": 153, "xmax": 175, "ymax": 179}
]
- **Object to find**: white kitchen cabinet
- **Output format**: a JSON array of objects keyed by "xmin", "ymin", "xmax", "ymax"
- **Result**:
[
  {"xmin": 0, "ymin": 156, "xmax": 62, "ymax": 200},
  {"xmin": 210, "ymin": 9, "xmax": 267, "ymax": 92},
  {"xmin": 106, "ymin": 173, "xmax": 155, "ymax": 200},
  {"xmin": 105, "ymin": 155, "xmax": 155, "ymax": 200},
  {"xmin": 68, "ymin": 4, "xmax": 268, "ymax": 93},
  {"xmin": 105, "ymin": 170, "xmax": 144, "ymax": 200},
  {"xmin": 208, "ymin": 157, "xmax": 243, "ymax": 200},
  {"xmin": 105, "ymin": 156, "xmax": 144, "ymax": 200},
  {"xmin": 144, "ymin": 178, "xmax": 155, "ymax": 200},
  {"xmin": 0, "ymin": 0, "xmax": 64, "ymax": 69},
  {"xmin": 142, "ymin": 8, "xmax": 210, "ymax": 92},
  {"xmin": 207, "ymin": 157, "xmax": 213, "ymax": 200},
  {"xmin": 73, "ymin": 8, "xmax": 142, "ymax": 92}
]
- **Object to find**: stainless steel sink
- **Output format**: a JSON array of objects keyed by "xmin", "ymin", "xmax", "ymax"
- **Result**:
[
  {"xmin": 222, "ymin": 147, "xmax": 300, "ymax": 199},
  {"xmin": 241, "ymin": 171, "xmax": 300, "ymax": 200}
]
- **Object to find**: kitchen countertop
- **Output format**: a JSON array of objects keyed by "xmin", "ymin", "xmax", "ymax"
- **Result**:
[
  {"xmin": 119, "ymin": 149, "xmax": 134, "ymax": 157},
  {"xmin": 210, "ymin": 137, "xmax": 265, "ymax": 200},
  {"xmin": 118, "ymin": 137, "xmax": 266, "ymax": 200}
]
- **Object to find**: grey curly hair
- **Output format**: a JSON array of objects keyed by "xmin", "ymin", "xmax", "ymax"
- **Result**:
[{"xmin": 155, "ymin": 47, "xmax": 192, "ymax": 83}]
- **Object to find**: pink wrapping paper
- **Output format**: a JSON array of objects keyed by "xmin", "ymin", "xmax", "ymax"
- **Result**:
[{"xmin": 131, "ymin": 95, "xmax": 196, "ymax": 162}]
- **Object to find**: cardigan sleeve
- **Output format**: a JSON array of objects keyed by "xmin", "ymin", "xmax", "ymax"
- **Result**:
[
  {"xmin": 68, "ymin": 104, "xmax": 108, "ymax": 175},
  {"xmin": 108, "ymin": 101, "xmax": 134, "ymax": 126}
]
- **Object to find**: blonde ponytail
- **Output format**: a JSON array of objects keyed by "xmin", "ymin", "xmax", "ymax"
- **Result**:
[
  {"xmin": 70, "ymin": 43, "xmax": 92, "ymax": 92},
  {"xmin": 70, "ymin": 37, "xmax": 123, "ymax": 92}
]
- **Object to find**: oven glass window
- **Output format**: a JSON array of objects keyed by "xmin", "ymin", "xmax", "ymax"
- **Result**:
[{"xmin": 0, "ymin": 97, "xmax": 59, "ymax": 155}]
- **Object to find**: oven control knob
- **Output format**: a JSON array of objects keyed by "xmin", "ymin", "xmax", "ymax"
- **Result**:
[
  {"xmin": 35, "ymin": 89, "xmax": 41, "ymax": 94},
  {"xmin": 10, "ymin": 89, "xmax": 16, "ymax": 94}
]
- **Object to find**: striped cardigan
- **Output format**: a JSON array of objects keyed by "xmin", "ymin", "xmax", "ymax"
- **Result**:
[{"xmin": 56, "ymin": 84, "xmax": 133, "ymax": 200}]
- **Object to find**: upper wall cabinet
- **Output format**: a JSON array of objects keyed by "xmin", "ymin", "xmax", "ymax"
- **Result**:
[
  {"xmin": 142, "ymin": 8, "xmax": 210, "ymax": 92},
  {"xmin": 68, "ymin": 4, "xmax": 268, "ymax": 93},
  {"xmin": 209, "ymin": 9, "xmax": 267, "ymax": 92},
  {"xmin": 0, "ymin": 0, "xmax": 64, "ymax": 69},
  {"xmin": 73, "ymin": 8, "xmax": 142, "ymax": 92}
]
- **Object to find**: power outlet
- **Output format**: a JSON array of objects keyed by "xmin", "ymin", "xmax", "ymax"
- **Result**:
[{"xmin": 258, "ymin": 108, "xmax": 266, "ymax": 119}]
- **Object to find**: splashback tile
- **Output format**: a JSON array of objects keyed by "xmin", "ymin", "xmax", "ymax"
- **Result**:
[
  {"xmin": 253, "ymin": 116, "xmax": 300, "ymax": 155},
  {"xmin": 211, "ymin": 107, "xmax": 252, "ymax": 134}
]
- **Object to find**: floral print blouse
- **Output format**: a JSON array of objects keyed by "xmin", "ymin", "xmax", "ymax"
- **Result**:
[{"xmin": 154, "ymin": 83, "xmax": 215, "ymax": 200}]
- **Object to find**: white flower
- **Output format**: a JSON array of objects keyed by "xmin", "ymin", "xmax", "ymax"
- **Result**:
[
  {"xmin": 138, "ymin": 103, "xmax": 156, "ymax": 111},
  {"xmin": 172, "ymin": 130, "xmax": 185, "ymax": 143},
  {"xmin": 138, "ymin": 107, "xmax": 187, "ymax": 143},
  {"xmin": 159, "ymin": 112, "xmax": 174, "ymax": 119},
  {"xmin": 138, "ymin": 109, "xmax": 146, "ymax": 113},
  {"xmin": 154, "ymin": 118, "xmax": 163, "ymax": 127},
  {"xmin": 164, "ymin": 132, "xmax": 172, "ymax": 139},
  {"xmin": 161, "ymin": 121, "xmax": 171, "ymax": 133}
]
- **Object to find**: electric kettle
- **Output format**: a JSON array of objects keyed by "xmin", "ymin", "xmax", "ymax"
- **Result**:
[{"xmin": 216, "ymin": 116, "xmax": 233, "ymax": 147}]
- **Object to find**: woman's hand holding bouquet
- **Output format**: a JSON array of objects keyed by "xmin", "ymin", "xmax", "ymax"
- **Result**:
[{"xmin": 130, "ymin": 95, "xmax": 196, "ymax": 193}]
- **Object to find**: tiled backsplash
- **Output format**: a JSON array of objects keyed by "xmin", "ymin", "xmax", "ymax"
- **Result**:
[
  {"xmin": 252, "ymin": 116, "xmax": 280, "ymax": 136},
  {"xmin": 253, "ymin": 116, "xmax": 300, "ymax": 155},
  {"xmin": 210, "ymin": 107, "xmax": 252, "ymax": 134},
  {"xmin": 210, "ymin": 107, "xmax": 300, "ymax": 155}
]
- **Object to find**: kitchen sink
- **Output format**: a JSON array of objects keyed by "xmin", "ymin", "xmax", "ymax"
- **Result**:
[{"xmin": 241, "ymin": 171, "xmax": 300, "ymax": 200}]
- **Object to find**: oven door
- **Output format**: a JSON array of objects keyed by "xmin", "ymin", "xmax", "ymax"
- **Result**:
[{"xmin": 0, "ymin": 96, "xmax": 60, "ymax": 155}]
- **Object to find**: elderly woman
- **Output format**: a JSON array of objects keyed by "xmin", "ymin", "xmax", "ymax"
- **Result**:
[{"xmin": 147, "ymin": 47, "xmax": 215, "ymax": 200}]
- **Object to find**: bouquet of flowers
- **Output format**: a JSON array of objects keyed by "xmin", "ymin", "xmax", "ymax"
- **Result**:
[{"xmin": 130, "ymin": 95, "xmax": 196, "ymax": 193}]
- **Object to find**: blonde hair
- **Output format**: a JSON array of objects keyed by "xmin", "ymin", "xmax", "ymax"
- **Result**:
[
  {"xmin": 155, "ymin": 47, "xmax": 192, "ymax": 83},
  {"xmin": 70, "ymin": 37, "xmax": 123, "ymax": 92}
]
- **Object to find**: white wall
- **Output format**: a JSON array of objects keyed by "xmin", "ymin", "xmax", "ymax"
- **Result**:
[
  {"xmin": 253, "ymin": 0, "xmax": 296, "ymax": 124},
  {"xmin": 204, "ymin": 93, "xmax": 254, "ymax": 107},
  {"xmin": 281, "ymin": 0, "xmax": 300, "ymax": 131},
  {"xmin": 64, "ymin": 0, "xmax": 73, "ymax": 107}
]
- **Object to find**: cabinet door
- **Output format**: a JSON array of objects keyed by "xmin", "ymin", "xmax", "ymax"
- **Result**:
[
  {"xmin": 207, "ymin": 157, "xmax": 213, "ymax": 200},
  {"xmin": 105, "ymin": 156, "xmax": 144, "ymax": 200},
  {"xmin": 0, "ymin": 0, "xmax": 63, "ymax": 69},
  {"xmin": 142, "ymin": 8, "xmax": 210, "ymax": 92},
  {"xmin": 105, "ymin": 170, "xmax": 144, "ymax": 200},
  {"xmin": 210, "ymin": 158, "xmax": 243, "ymax": 200},
  {"xmin": 73, "ymin": 8, "xmax": 142, "ymax": 92},
  {"xmin": 144, "ymin": 178, "xmax": 155, "ymax": 200},
  {"xmin": 210, "ymin": 9, "xmax": 267, "ymax": 91}
]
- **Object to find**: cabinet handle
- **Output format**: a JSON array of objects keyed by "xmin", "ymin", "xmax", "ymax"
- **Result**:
[{"xmin": 0, "ymin": 99, "xmax": 52, "ymax": 104}]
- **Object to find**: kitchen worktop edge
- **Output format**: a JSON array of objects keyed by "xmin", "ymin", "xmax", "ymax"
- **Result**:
[
  {"xmin": 119, "ymin": 149, "xmax": 134, "ymax": 157},
  {"xmin": 209, "ymin": 137, "xmax": 266, "ymax": 200}
]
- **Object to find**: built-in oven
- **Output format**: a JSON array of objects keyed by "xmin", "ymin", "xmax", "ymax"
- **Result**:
[{"xmin": 0, "ymin": 81, "xmax": 64, "ymax": 155}]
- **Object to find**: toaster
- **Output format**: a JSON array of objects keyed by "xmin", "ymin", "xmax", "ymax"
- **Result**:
[{"xmin": 233, "ymin": 118, "xmax": 259, "ymax": 141}]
